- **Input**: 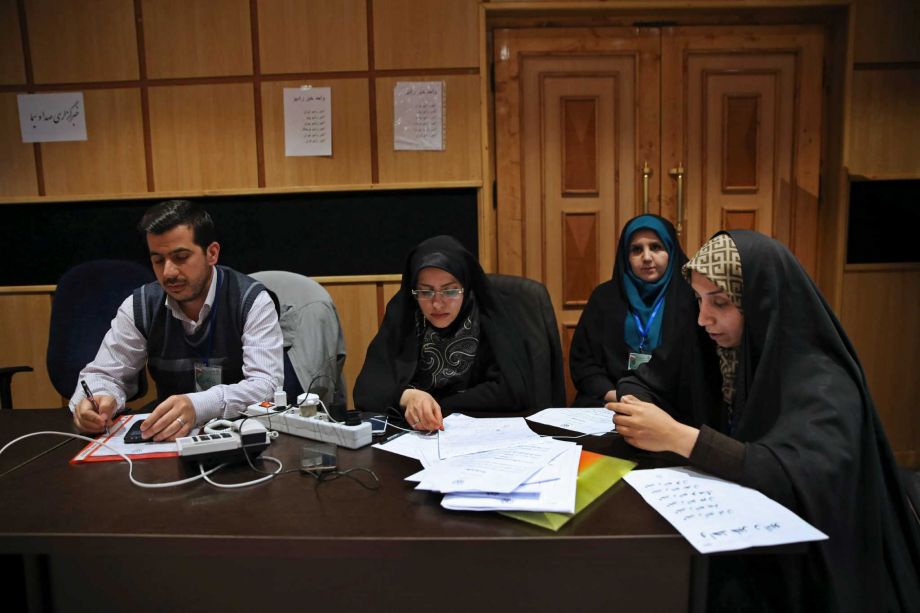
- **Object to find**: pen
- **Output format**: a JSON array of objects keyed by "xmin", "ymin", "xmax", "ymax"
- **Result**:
[
  {"xmin": 385, "ymin": 431, "xmax": 406, "ymax": 442},
  {"xmin": 80, "ymin": 379, "xmax": 109, "ymax": 436}
]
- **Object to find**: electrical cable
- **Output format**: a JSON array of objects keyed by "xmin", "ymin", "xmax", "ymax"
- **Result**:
[{"xmin": 0, "ymin": 431, "xmax": 225, "ymax": 488}]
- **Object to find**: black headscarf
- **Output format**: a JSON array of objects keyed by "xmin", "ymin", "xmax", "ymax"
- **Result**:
[
  {"xmin": 624, "ymin": 230, "xmax": 920, "ymax": 611},
  {"xmin": 569, "ymin": 214, "xmax": 704, "ymax": 408},
  {"xmin": 354, "ymin": 235, "xmax": 533, "ymax": 413}
]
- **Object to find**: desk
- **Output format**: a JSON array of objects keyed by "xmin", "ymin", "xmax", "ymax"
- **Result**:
[{"xmin": 0, "ymin": 410, "xmax": 702, "ymax": 612}]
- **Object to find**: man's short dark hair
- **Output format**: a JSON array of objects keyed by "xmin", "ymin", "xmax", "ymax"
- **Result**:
[{"xmin": 138, "ymin": 200, "xmax": 216, "ymax": 250}]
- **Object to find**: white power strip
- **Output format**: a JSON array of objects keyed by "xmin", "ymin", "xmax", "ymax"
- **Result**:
[
  {"xmin": 177, "ymin": 420, "xmax": 271, "ymax": 463},
  {"xmin": 244, "ymin": 403, "xmax": 372, "ymax": 449}
]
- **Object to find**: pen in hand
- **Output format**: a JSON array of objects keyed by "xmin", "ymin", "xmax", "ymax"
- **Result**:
[{"xmin": 80, "ymin": 379, "xmax": 109, "ymax": 436}]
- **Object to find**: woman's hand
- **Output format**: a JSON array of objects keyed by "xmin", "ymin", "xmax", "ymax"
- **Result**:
[
  {"xmin": 606, "ymin": 395, "xmax": 699, "ymax": 457},
  {"xmin": 603, "ymin": 389, "xmax": 618, "ymax": 403},
  {"xmin": 400, "ymin": 389, "xmax": 444, "ymax": 431}
]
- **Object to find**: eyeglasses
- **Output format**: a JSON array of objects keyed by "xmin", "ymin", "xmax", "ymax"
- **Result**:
[{"xmin": 411, "ymin": 288, "xmax": 464, "ymax": 301}]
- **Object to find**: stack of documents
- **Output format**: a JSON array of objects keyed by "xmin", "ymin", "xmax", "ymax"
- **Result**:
[{"xmin": 375, "ymin": 414, "xmax": 581, "ymax": 513}]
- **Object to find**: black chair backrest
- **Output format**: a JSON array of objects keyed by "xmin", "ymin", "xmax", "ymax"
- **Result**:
[
  {"xmin": 488, "ymin": 273, "xmax": 566, "ymax": 409},
  {"xmin": 47, "ymin": 260, "xmax": 155, "ymax": 399}
]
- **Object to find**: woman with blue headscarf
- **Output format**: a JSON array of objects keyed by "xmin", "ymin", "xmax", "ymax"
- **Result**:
[{"xmin": 569, "ymin": 214, "xmax": 708, "ymax": 408}]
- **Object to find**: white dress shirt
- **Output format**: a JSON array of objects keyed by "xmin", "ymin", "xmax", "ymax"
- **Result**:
[{"xmin": 69, "ymin": 267, "xmax": 284, "ymax": 425}]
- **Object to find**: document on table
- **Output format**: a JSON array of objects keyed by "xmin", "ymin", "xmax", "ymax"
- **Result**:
[
  {"xmin": 624, "ymin": 467, "xmax": 828, "ymax": 553},
  {"xmin": 70, "ymin": 414, "xmax": 195, "ymax": 463},
  {"xmin": 411, "ymin": 438, "xmax": 573, "ymax": 494},
  {"xmin": 372, "ymin": 413, "xmax": 471, "ymax": 462},
  {"xmin": 436, "ymin": 416, "xmax": 540, "ymax": 459},
  {"xmin": 441, "ymin": 444, "xmax": 581, "ymax": 513},
  {"xmin": 526, "ymin": 407, "xmax": 616, "ymax": 436}
]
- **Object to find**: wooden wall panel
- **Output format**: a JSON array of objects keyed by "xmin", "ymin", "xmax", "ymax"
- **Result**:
[
  {"xmin": 376, "ymin": 75, "xmax": 481, "ymax": 183},
  {"xmin": 373, "ymin": 0, "xmax": 478, "ymax": 69},
  {"xmin": 841, "ymin": 267, "xmax": 920, "ymax": 468},
  {"xmin": 26, "ymin": 0, "xmax": 138, "ymax": 83},
  {"xmin": 258, "ymin": 0, "xmax": 368, "ymax": 74},
  {"xmin": 848, "ymin": 69, "xmax": 920, "ymax": 178},
  {"xmin": 562, "ymin": 322, "xmax": 577, "ymax": 406},
  {"xmin": 0, "ymin": 293, "xmax": 59, "ymax": 409},
  {"xmin": 0, "ymin": 0, "xmax": 25, "ymax": 84},
  {"xmin": 0, "ymin": 92, "xmax": 38, "ymax": 196},
  {"xmin": 853, "ymin": 0, "xmax": 920, "ymax": 63},
  {"xmin": 148, "ymin": 83, "xmax": 258, "ymax": 191},
  {"xmin": 142, "ymin": 0, "xmax": 252, "ymax": 79},
  {"xmin": 323, "ymin": 283, "xmax": 383, "ymax": 409},
  {"xmin": 42, "ymin": 88, "xmax": 147, "ymax": 196},
  {"xmin": 261, "ymin": 79, "xmax": 372, "ymax": 187},
  {"xmin": 723, "ymin": 209, "xmax": 757, "ymax": 231}
]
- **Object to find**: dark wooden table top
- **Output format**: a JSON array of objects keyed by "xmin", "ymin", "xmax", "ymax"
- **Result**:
[{"xmin": 0, "ymin": 409, "xmax": 691, "ymax": 558}]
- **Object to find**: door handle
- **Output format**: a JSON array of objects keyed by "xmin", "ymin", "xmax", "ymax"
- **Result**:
[
  {"xmin": 668, "ymin": 165, "xmax": 685, "ymax": 236},
  {"xmin": 641, "ymin": 161, "xmax": 652, "ymax": 214}
]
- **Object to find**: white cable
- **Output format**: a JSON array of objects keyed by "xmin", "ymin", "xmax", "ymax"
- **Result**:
[
  {"xmin": 199, "ymin": 455, "xmax": 283, "ymax": 488},
  {"xmin": 0, "ymin": 431, "xmax": 224, "ymax": 489}
]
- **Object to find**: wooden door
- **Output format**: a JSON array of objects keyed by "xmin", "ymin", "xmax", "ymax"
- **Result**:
[
  {"xmin": 494, "ymin": 28, "xmax": 660, "ymax": 401},
  {"xmin": 494, "ymin": 25, "xmax": 824, "ymax": 403},
  {"xmin": 661, "ymin": 26, "xmax": 824, "ymax": 274}
]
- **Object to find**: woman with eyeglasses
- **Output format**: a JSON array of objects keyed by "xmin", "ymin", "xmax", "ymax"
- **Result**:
[
  {"xmin": 354, "ymin": 235, "xmax": 532, "ymax": 430},
  {"xmin": 569, "ymin": 214, "xmax": 707, "ymax": 409}
]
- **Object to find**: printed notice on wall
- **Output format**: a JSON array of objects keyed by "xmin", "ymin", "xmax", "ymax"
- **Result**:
[
  {"xmin": 18, "ymin": 92, "xmax": 88, "ymax": 143},
  {"xmin": 393, "ymin": 81, "xmax": 445, "ymax": 151},
  {"xmin": 284, "ymin": 87, "xmax": 332, "ymax": 157}
]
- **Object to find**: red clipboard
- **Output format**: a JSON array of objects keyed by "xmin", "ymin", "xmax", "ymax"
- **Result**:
[{"xmin": 70, "ymin": 414, "xmax": 181, "ymax": 464}]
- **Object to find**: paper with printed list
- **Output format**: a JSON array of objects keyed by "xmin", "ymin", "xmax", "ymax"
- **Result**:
[
  {"xmin": 18, "ymin": 92, "xmax": 88, "ymax": 143},
  {"xmin": 284, "ymin": 87, "xmax": 332, "ymax": 157},
  {"xmin": 526, "ymin": 407, "xmax": 615, "ymax": 436},
  {"xmin": 393, "ymin": 81, "xmax": 444, "ymax": 151},
  {"xmin": 624, "ymin": 467, "xmax": 828, "ymax": 553}
]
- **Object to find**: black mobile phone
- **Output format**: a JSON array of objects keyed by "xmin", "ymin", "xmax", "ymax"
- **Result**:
[
  {"xmin": 122, "ymin": 421, "xmax": 149, "ymax": 444},
  {"xmin": 369, "ymin": 415, "xmax": 388, "ymax": 435}
]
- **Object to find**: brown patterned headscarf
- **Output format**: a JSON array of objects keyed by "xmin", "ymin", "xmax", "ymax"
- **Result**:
[{"xmin": 682, "ymin": 233, "xmax": 744, "ymax": 408}]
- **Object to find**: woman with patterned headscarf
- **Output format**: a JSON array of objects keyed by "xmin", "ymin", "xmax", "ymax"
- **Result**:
[
  {"xmin": 354, "ymin": 236, "xmax": 532, "ymax": 431},
  {"xmin": 610, "ymin": 230, "xmax": 920, "ymax": 611},
  {"xmin": 569, "ymin": 214, "xmax": 707, "ymax": 408}
]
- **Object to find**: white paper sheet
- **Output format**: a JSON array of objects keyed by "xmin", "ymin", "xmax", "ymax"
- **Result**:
[
  {"xmin": 73, "ymin": 414, "xmax": 193, "ymax": 459},
  {"xmin": 284, "ymin": 87, "xmax": 332, "ymax": 156},
  {"xmin": 413, "ymin": 438, "xmax": 572, "ymax": 494},
  {"xmin": 436, "ymin": 416, "xmax": 540, "ymax": 460},
  {"xmin": 393, "ymin": 81, "xmax": 444, "ymax": 151},
  {"xmin": 624, "ymin": 467, "xmax": 828, "ymax": 553},
  {"xmin": 441, "ymin": 444, "xmax": 581, "ymax": 513},
  {"xmin": 372, "ymin": 413, "xmax": 471, "ymax": 462},
  {"xmin": 526, "ymin": 407, "xmax": 616, "ymax": 436},
  {"xmin": 18, "ymin": 92, "xmax": 88, "ymax": 143}
]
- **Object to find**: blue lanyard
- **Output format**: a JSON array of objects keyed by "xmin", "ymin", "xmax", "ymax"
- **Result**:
[
  {"xmin": 202, "ymin": 268, "xmax": 222, "ymax": 366},
  {"xmin": 632, "ymin": 295, "xmax": 665, "ymax": 352}
]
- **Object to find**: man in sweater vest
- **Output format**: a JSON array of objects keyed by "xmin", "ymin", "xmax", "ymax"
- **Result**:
[{"xmin": 70, "ymin": 200, "xmax": 284, "ymax": 441}]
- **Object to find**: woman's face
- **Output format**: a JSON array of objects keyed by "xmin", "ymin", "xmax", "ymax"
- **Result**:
[
  {"xmin": 628, "ymin": 229, "xmax": 669, "ymax": 282},
  {"xmin": 415, "ymin": 267, "xmax": 464, "ymax": 329},
  {"xmin": 690, "ymin": 271, "xmax": 744, "ymax": 348}
]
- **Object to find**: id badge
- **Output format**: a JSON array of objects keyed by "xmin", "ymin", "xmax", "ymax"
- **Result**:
[
  {"xmin": 194, "ymin": 362, "xmax": 222, "ymax": 392},
  {"xmin": 627, "ymin": 352, "xmax": 652, "ymax": 370}
]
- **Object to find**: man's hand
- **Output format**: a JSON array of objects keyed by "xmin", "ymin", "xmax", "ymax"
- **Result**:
[
  {"xmin": 606, "ymin": 395, "xmax": 699, "ymax": 457},
  {"xmin": 73, "ymin": 396, "xmax": 117, "ymax": 433},
  {"xmin": 141, "ymin": 395, "xmax": 196, "ymax": 442},
  {"xmin": 400, "ymin": 389, "xmax": 444, "ymax": 431}
]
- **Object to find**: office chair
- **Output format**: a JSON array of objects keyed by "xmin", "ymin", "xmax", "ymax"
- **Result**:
[
  {"xmin": 0, "ymin": 366, "xmax": 33, "ymax": 409},
  {"xmin": 488, "ymin": 273, "xmax": 566, "ymax": 409},
  {"xmin": 250, "ymin": 271, "xmax": 347, "ymax": 409},
  {"xmin": 46, "ymin": 260, "xmax": 155, "ymax": 403}
]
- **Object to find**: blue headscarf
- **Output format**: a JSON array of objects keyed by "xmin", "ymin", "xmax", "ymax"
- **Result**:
[{"xmin": 620, "ymin": 215, "xmax": 675, "ymax": 352}]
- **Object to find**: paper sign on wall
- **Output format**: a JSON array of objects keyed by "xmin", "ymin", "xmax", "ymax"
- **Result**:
[
  {"xmin": 284, "ymin": 87, "xmax": 332, "ymax": 157},
  {"xmin": 394, "ymin": 81, "xmax": 445, "ymax": 151},
  {"xmin": 18, "ymin": 92, "xmax": 88, "ymax": 143}
]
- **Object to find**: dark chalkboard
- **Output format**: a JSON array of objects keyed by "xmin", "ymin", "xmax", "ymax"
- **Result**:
[
  {"xmin": 0, "ymin": 189, "xmax": 479, "ymax": 285},
  {"xmin": 847, "ymin": 179, "xmax": 919, "ymax": 264}
]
